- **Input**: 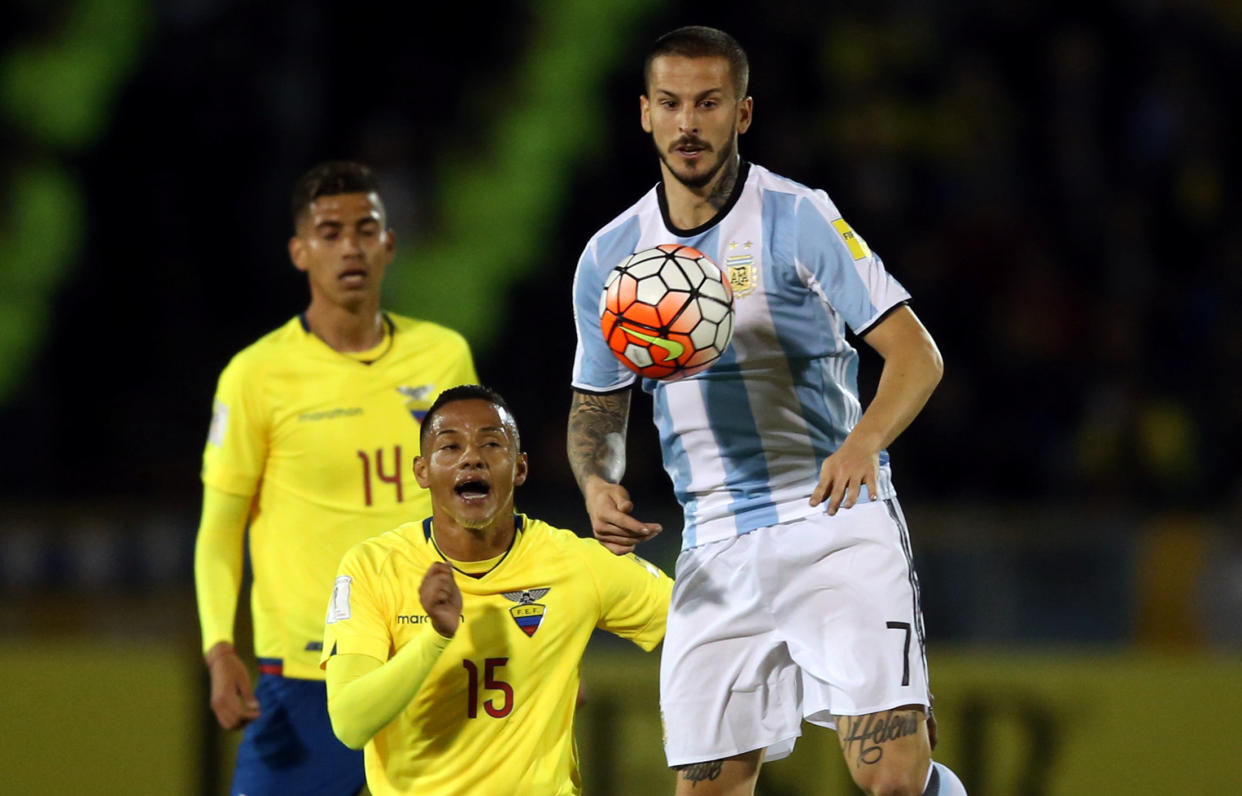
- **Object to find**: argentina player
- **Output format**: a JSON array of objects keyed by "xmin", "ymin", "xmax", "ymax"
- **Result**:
[{"xmin": 567, "ymin": 26, "xmax": 967, "ymax": 796}]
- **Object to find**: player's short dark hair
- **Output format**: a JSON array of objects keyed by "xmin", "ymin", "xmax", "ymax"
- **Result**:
[
  {"xmin": 644, "ymin": 26, "xmax": 749, "ymax": 100},
  {"xmin": 290, "ymin": 161, "xmax": 382, "ymax": 231},
  {"xmin": 419, "ymin": 384, "xmax": 521, "ymax": 452}
]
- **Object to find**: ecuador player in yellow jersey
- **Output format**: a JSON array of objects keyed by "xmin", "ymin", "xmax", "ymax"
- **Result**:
[
  {"xmin": 194, "ymin": 161, "xmax": 477, "ymax": 795},
  {"xmin": 322, "ymin": 385, "xmax": 672, "ymax": 795}
]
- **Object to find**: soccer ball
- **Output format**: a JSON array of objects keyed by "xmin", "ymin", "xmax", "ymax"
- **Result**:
[{"xmin": 599, "ymin": 244, "xmax": 735, "ymax": 380}]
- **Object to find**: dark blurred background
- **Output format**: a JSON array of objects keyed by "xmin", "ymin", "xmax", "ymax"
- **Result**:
[{"xmin": 2, "ymin": 0, "xmax": 1241, "ymax": 792}]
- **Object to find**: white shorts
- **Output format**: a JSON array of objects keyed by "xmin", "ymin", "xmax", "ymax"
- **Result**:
[{"xmin": 660, "ymin": 498, "xmax": 931, "ymax": 766}]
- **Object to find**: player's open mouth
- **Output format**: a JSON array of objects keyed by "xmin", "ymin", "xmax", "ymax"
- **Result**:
[
  {"xmin": 339, "ymin": 268, "xmax": 367, "ymax": 284},
  {"xmin": 454, "ymin": 479, "xmax": 491, "ymax": 501}
]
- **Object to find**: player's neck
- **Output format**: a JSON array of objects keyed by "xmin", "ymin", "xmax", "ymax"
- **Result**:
[
  {"xmin": 660, "ymin": 154, "xmax": 741, "ymax": 230},
  {"xmin": 430, "ymin": 512, "xmax": 517, "ymax": 562},
  {"xmin": 303, "ymin": 299, "xmax": 384, "ymax": 353}
]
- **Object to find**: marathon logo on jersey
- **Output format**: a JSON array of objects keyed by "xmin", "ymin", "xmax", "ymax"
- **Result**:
[
  {"xmin": 299, "ymin": 407, "xmax": 363, "ymax": 422},
  {"xmin": 831, "ymin": 218, "xmax": 872, "ymax": 260},
  {"xmin": 726, "ymin": 241, "xmax": 758, "ymax": 299},
  {"xmin": 397, "ymin": 384, "xmax": 435, "ymax": 422},
  {"xmin": 326, "ymin": 575, "xmax": 352, "ymax": 624},
  {"xmin": 502, "ymin": 587, "xmax": 550, "ymax": 637}
]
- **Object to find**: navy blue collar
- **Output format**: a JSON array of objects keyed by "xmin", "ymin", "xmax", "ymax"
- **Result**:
[{"xmin": 422, "ymin": 515, "xmax": 523, "ymax": 579}]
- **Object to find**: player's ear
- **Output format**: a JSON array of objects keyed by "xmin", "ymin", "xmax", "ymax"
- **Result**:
[
  {"xmin": 513, "ymin": 452, "xmax": 529, "ymax": 487},
  {"xmin": 383, "ymin": 227, "xmax": 396, "ymax": 259},
  {"xmin": 414, "ymin": 455, "xmax": 430, "ymax": 488},
  {"xmin": 736, "ymin": 96, "xmax": 753, "ymax": 134},
  {"xmin": 289, "ymin": 235, "xmax": 309, "ymax": 273},
  {"xmin": 640, "ymin": 94, "xmax": 652, "ymax": 133}
]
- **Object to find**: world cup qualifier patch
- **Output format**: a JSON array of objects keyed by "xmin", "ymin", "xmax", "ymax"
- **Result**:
[
  {"xmin": 831, "ymin": 218, "xmax": 872, "ymax": 260},
  {"xmin": 502, "ymin": 588, "xmax": 550, "ymax": 637}
]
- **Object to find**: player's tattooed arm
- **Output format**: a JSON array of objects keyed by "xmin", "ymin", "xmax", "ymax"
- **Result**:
[
  {"xmin": 674, "ymin": 759, "xmax": 724, "ymax": 784},
  {"xmin": 569, "ymin": 388, "xmax": 660, "ymax": 553},
  {"xmin": 567, "ymin": 389, "xmax": 631, "ymax": 490}
]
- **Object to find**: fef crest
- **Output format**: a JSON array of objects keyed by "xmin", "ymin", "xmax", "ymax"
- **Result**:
[
  {"xmin": 397, "ymin": 384, "xmax": 435, "ymax": 422},
  {"xmin": 502, "ymin": 588, "xmax": 550, "ymax": 637}
]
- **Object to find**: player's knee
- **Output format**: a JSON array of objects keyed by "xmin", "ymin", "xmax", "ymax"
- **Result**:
[{"xmin": 851, "ymin": 764, "xmax": 927, "ymax": 796}]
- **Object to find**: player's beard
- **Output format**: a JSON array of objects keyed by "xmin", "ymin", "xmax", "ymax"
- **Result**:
[{"xmin": 656, "ymin": 134, "xmax": 737, "ymax": 190}]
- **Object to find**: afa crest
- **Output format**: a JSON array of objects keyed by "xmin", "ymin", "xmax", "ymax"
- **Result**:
[
  {"xmin": 502, "ymin": 587, "xmax": 550, "ymax": 637},
  {"xmin": 397, "ymin": 384, "xmax": 435, "ymax": 422},
  {"xmin": 726, "ymin": 253, "xmax": 757, "ymax": 298}
]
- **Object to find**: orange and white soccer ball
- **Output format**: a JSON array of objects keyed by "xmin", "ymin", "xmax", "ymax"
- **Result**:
[{"xmin": 599, "ymin": 244, "xmax": 735, "ymax": 380}]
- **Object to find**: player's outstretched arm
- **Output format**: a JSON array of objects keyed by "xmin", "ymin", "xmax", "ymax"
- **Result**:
[
  {"xmin": 811, "ymin": 306, "xmax": 943, "ymax": 515},
  {"xmin": 567, "ymin": 389, "xmax": 662, "ymax": 554},
  {"xmin": 194, "ymin": 484, "xmax": 261, "ymax": 729},
  {"xmin": 324, "ymin": 563, "xmax": 461, "ymax": 749}
]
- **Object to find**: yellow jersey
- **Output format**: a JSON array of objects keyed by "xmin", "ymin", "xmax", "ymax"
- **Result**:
[
  {"xmin": 201, "ymin": 313, "xmax": 476, "ymax": 679},
  {"xmin": 321, "ymin": 515, "xmax": 672, "ymax": 795}
]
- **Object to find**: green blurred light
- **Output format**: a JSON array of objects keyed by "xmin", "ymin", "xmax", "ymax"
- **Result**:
[
  {"xmin": 387, "ymin": 0, "xmax": 659, "ymax": 351},
  {"xmin": 0, "ymin": 0, "xmax": 150, "ymax": 403},
  {"xmin": 1, "ymin": 0, "xmax": 149, "ymax": 148}
]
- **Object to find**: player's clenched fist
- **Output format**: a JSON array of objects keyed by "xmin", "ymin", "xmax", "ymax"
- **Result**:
[{"xmin": 419, "ymin": 561, "xmax": 462, "ymax": 639}]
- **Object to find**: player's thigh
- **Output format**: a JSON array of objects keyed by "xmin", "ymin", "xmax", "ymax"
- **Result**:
[
  {"xmin": 231, "ymin": 675, "xmax": 365, "ymax": 796},
  {"xmin": 673, "ymin": 749, "xmax": 763, "ymax": 796},
  {"xmin": 661, "ymin": 534, "xmax": 802, "ymax": 766},
  {"xmin": 767, "ymin": 501, "xmax": 931, "ymax": 719},
  {"xmin": 834, "ymin": 705, "xmax": 931, "ymax": 795}
]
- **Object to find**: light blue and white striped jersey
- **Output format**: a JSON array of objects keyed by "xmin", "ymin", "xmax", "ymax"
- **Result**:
[{"xmin": 571, "ymin": 161, "xmax": 911, "ymax": 550}]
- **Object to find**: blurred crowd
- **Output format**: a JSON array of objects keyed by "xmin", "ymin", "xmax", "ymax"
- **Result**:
[{"xmin": 1, "ymin": 1, "xmax": 1240, "ymax": 639}]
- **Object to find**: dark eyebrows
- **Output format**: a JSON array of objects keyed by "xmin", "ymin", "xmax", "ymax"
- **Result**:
[
  {"xmin": 654, "ymin": 87, "xmax": 726, "ymax": 102},
  {"xmin": 312, "ymin": 216, "xmax": 380, "ymax": 234},
  {"xmin": 432, "ymin": 426, "xmax": 508, "ymax": 438}
]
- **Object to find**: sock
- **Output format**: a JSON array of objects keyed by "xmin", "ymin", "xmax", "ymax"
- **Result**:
[{"xmin": 923, "ymin": 761, "xmax": 967, "ymax": 795}]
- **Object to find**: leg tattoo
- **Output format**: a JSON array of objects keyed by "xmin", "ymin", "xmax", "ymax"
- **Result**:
[
  {"xmin": 675, "ymin": 759, "xmax": 724, "ymax": 784},
  {"xmin": 836, "ymin": 710, "xmax": 921, "ymax": 766}
]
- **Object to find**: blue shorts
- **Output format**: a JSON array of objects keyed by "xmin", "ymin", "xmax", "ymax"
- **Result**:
[{"xmin": 231, "ymin": 673, "xmax": 365, "ymax": 796}]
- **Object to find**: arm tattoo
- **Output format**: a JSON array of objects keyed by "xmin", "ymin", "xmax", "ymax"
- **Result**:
[
  {"xmin": 835, "ymin": 710, "xmax": 921, "ymax": 767},
  {"xmin": 567, "ymin": 390, "xmax": 631, "ymax": 491},
  {"xmin": 674, "ymin": 759, "xmax": 724, "ymax": 784}
]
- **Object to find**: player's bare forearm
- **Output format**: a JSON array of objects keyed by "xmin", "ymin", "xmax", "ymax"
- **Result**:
[
  {"xmin": 567, "ymin": 389, "xmax": 631, "ymax": 493},
  {"xmin": 567, "ymin": 389, "xmax": 661, "ymax": 551},
  {"xmin": 854, "ymin": 306, "xmax": 942, "ymax": 451},
  {"xmin": 813, "ymin": 307, "xmax": 942, "ymax": 513}
]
